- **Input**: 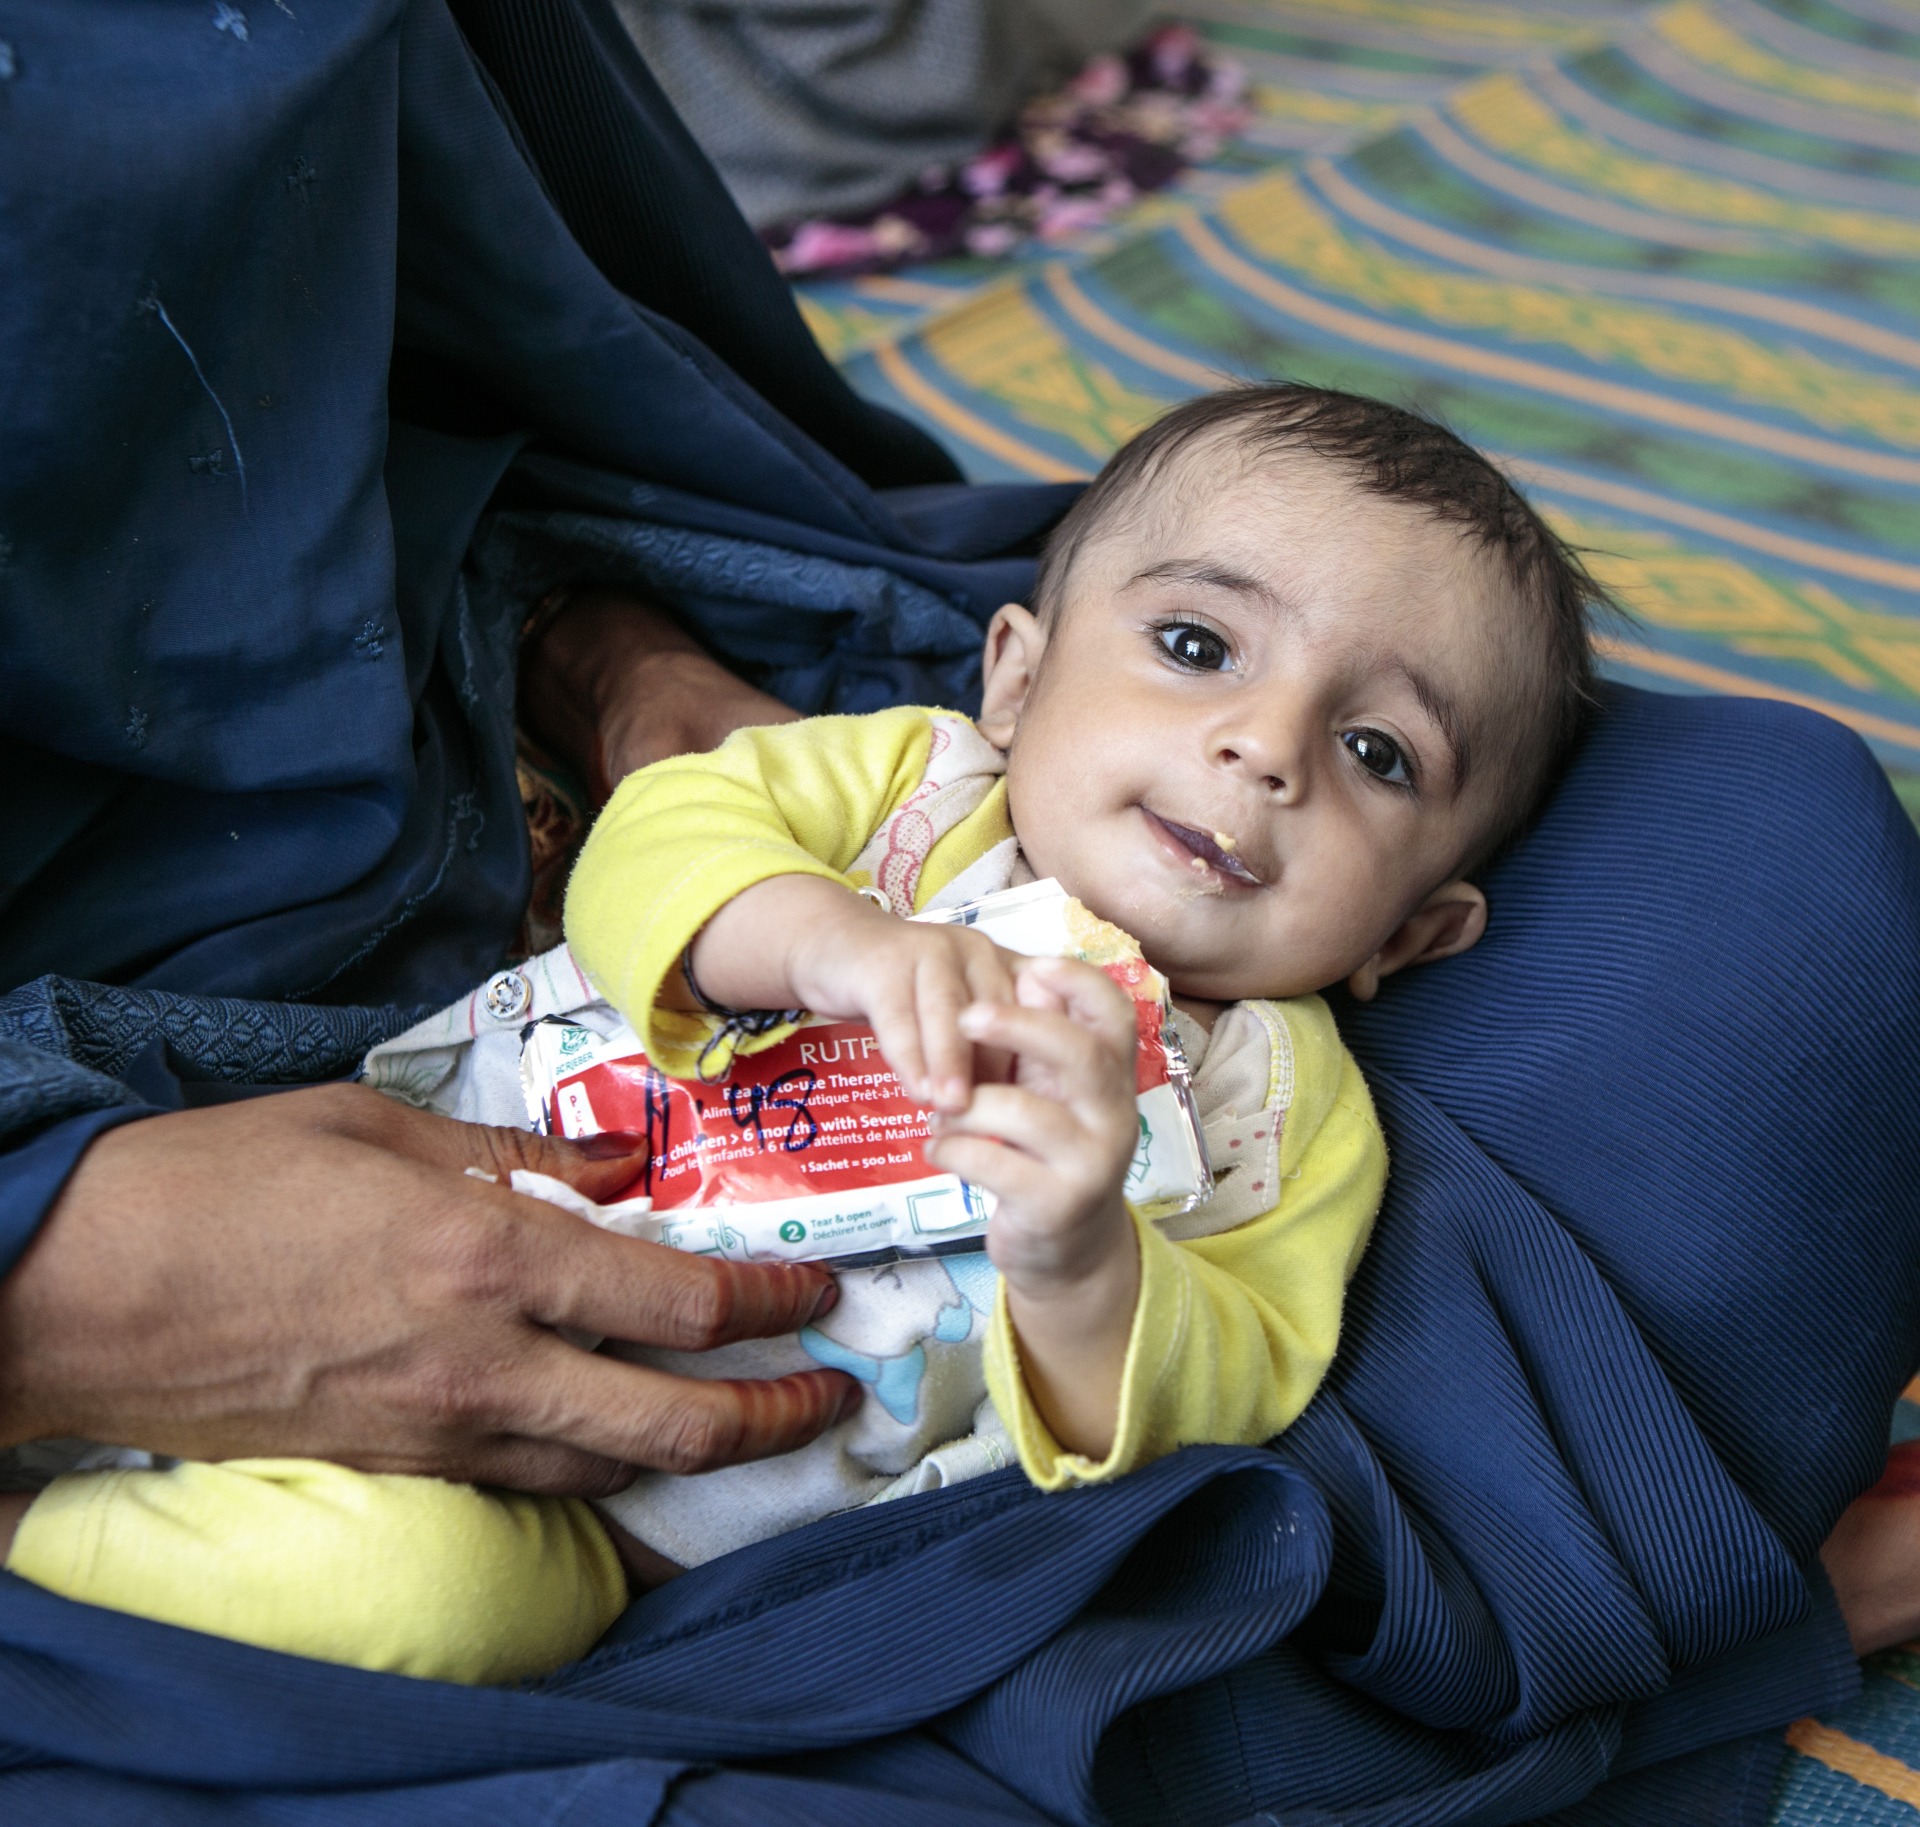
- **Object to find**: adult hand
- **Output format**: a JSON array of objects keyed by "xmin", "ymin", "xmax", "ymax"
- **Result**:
[
  {"xmin": 520, "ymin": 587, "xmax": 800, "ymax": 799},
  {"xmin": 0, "ymin": 1085, "xmax": 858, "ymax": 1496}
]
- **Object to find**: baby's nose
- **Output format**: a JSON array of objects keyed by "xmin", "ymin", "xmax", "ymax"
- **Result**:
[
  {"xmin": 1224, "ymin": 747, "xmax": 1284, "ymax": 793},
  {"xmin": 1213, "ymin": 731, "xmax": 1298, "ymax": 799}
]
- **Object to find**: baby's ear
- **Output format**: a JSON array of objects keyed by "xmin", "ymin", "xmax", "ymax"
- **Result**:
[
  {"xmin": 1346, "ymin": 881, "xmax": 1488, "ymax": 1002},
  {"xmin": 977, "ymin": 604, "xmax": 1047, "ymax": 749}
]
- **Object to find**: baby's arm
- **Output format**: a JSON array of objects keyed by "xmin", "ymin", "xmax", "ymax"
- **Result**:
[
  {"xmin": 570, "ymin": 707, "xmax": 1018, "ymax": 1106},
  {"xmin": 985, "ymin": 1000, "xmax": 1387, "ymax": 1488},
  {"xmin": 568, "ymin": 711, "xmax": 1163, "ymax": 1456}
]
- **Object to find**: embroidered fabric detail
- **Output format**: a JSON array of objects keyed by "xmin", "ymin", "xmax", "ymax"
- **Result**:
[
  {"xmin": 0, "ymin": 975, "xmax": 430, "ymax": 1146},
  {"xmin": 1157, "ymin": 999, "xmax": 1294, "ymax": 1242},
  {"xmin": 846, "ymin": 714, "xmax": 1006, "ymax": 916}
]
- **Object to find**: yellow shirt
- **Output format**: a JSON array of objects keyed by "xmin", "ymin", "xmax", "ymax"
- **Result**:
[{"xmin": 568, "ymin": 705, "xmax": 1385, "ymax": 1490}]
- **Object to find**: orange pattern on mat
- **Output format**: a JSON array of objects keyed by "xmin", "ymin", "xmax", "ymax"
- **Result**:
[{"xmin": 1786, "ymin": 1718, "xmax": 1920, "ymax": 1810}]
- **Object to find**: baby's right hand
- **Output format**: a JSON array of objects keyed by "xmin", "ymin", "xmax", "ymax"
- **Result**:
[
  {"xmin": 686, "ymin": 876, "xmax": 1020, "ymax": 1112},
  {"xmin": 787, "ymin": 898, "xmax": 1021, "ymax": 1113}
]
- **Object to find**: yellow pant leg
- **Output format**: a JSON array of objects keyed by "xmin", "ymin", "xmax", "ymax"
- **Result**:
[{"xmin": 5, "ymin": 1458, "xmax": 626, "ymax": 1685}]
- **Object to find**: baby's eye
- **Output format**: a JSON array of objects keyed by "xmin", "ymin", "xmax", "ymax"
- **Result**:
[
  {"xmin": 1157, "ymin": 622, "xmax": 1232, "ymax": 671},
  {"xmin": 1343, "ymin": 728, "xmax": 1412, "ymax": 786}
]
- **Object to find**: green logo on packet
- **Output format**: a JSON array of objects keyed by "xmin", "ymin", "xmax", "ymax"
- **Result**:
[
  {"xmin": 778, "ymin": 1220, "xmax": 807, "ymax": 1243},
  {"xmin": 1125, "ymin": 1113, "xmax": 1152, "ymax": 1188}
]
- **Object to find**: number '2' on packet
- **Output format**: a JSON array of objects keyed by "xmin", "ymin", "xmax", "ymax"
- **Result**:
[{"xmin": 518, "ymin": 880, "xmax": 1211, "ymax": 1267}]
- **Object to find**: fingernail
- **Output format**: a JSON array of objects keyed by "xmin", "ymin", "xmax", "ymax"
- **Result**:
[
  {"xmin": 807, "ymin": 1277, "xmax": 840, "ymax": 1320},
  {"xmin": 941, "ymin": 1079, "xmax": 970, "ymax": 1110},
  {"xmin": 576, "ymin": 1130, "xmax": 647, "ymax": 1158}
]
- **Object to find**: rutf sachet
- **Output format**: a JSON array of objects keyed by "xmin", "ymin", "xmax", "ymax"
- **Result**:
[{"xmin": 517, "ymin": 880, "xmax": 1210, "ymax": 1266}]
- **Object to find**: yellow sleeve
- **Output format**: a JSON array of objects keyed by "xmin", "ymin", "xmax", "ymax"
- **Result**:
[
  {"xmin": 7, "ymin": 1460, "xmax": 624, "ymax": 1685},
  {"xmin": 565, "ymin": 706, "xmax": 935, "ymax": 1077},
  {"xmin": 984, "ymin": 998, "xmax": 1384, "ymax": 1489}
]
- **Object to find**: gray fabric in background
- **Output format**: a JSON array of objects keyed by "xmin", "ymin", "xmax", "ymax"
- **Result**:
[{"xmin": 614, "ymin": 0, "xmax": 1157, "ymax": 226}]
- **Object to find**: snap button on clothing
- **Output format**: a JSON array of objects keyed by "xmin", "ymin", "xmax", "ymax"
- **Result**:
[{"xmin": 483, "ymin": 969, "xmax": 532, "ymax": 1022}]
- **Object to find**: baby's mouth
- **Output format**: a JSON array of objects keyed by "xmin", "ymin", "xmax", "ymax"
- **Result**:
[{"xmin": 1149, "ymin": 814, "xmax": 1266, "ymax": 888}]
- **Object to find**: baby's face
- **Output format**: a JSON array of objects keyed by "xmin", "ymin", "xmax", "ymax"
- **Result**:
[{"xmin": 983, "ymin": 456, "xmax": 1518, "ymax": 1003}]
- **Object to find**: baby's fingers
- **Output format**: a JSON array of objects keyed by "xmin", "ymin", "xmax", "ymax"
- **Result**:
[
  {"xmin": 862, "ymin": 976, "xmax": 935, "ymax": 1106},
  {"xmin": 1016, "ymin": 956, "xmax": 1137, "ymax": 1051},
  {"xmin": 908, "ymin": 941, "xmax": 1019, "ymax": 1113},
  {"xmin": 912, "ymin": 957, "xmax": 989, "ymax": 1113},
  {"xmin": 961, "ymin": 943, "xmax": 1020, "ymax": 1089},
  {"xmin": 921, "ymin": 1131, "xmax": 1053, "ymax": 1215},
  {"xmin": 957, "ymin": 989, "xmax": 1134, "ymax": 1110},
  {"xmin": 933, "ymin": 1082, "xmax": 1087, "ymax": 1163}
]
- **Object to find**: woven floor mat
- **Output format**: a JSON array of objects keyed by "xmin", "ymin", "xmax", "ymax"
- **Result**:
[{"xmin": 803, "ymin": 0, "xmax": 1920, "ymax": 818}]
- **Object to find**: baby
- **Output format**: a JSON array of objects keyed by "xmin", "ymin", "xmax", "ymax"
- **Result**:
[{"xmin": 0, "ymin": 383, "xmax": 1600, "ymax": 1682}]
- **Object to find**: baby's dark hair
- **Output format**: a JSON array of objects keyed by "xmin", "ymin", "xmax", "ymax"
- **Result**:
[{"xmin": 1031, "ymin": 383, "xmax": 1609, "ymax": 868}]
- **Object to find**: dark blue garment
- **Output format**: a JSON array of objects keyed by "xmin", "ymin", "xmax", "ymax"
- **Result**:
[
  {"xmin": 0, "ymin": 0, "xmax": 1067, "ymax": 1255},
  {"xmin": 0, "ymin": 692, "xmax": 1905, "ymax": 1824},
  {"xmin": 0, "ymin": 0, "xmax": 1062, "ymax": 1012},
  {"xmin": 2, "ymin": 2, "xmax": 1917, "ymax": 1822}
]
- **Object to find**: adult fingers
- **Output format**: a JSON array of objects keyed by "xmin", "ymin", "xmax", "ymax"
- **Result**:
[
  {"xmin": 502, "ymin": 1208, "xmax": 841, "ymax": 1348},
  {"xmin": 347, "ymin": 1088, "xmax": 653, "ymax": 1203},
  {"xmin": 493, "ymin": 1339, "xmax": 861, "ymax": 1473},
  {"xmin": 467, "ymin": 1123, "xmax": 654, "ymax": 1202}
]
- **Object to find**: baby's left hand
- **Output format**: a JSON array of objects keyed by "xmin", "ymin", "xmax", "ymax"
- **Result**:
[{"xmin": 923, "ymin": 955, "xmax": 1142, "ymax": 1458}]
